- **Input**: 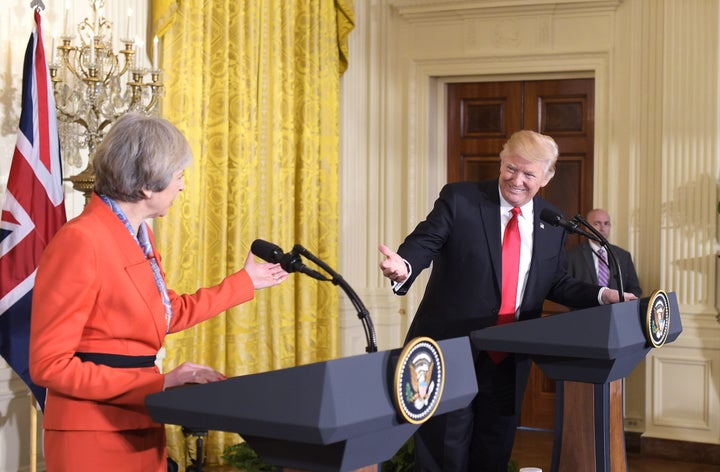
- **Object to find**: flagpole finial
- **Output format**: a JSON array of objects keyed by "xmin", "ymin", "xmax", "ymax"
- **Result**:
[{"xmin": 30, "ymin": 0, "xmax": 45, "ymax": 11}]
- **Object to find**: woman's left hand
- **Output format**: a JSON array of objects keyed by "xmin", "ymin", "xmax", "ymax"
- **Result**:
[
  {"xmin": 163, "ymin": 362, "xmax": 226, "ymax": 390},
  {"xmin": 243, "ymin": 250, "xmax": 289, "ymax": 289}
]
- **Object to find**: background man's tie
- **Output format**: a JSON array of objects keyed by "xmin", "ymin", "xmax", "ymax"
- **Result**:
[{"xmin": 597, "ymin": 247, "xmax": 610, "ymax": 287}]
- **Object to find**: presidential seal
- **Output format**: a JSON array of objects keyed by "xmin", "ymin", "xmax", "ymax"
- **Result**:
[
  {"xmin": 645, "ymin": 290, "xmax": 671, "ymax": 348},
  {"xmin": 393, "ymin": 337, "xmax": 445, "ymax": 424}
]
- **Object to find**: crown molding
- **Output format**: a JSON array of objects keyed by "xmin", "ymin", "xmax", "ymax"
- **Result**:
[{"xmin": 390, "ymin": 0, "xmax": 624, "ymax": 22}]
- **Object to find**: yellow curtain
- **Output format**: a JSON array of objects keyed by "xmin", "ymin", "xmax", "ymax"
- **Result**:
[{"xmin": 151, "ymin": 0, "xmax": 354, "ymax": 466}]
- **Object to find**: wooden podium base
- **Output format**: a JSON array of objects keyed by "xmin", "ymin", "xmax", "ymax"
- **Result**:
[
  {"xmin": 554, "ymin": 379, "xmax": 626, "ymax": 472},
  {"xmin": 284, "ymin": 466, "xmax": 377, "ymax": 472}
]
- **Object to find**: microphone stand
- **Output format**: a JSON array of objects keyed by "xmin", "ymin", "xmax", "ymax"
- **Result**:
[
  {"xmin": 572, "ymin": 215, "xmax": 625, "ymax": 302},
  {"xmin": 291, "ymin": 244, "xmax": 378, "ymax": 353}
]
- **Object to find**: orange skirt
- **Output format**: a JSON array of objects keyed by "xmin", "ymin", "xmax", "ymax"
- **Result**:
[{"xmin": 44, "ymin": 428, "xmax": 166, "ymax": 471}]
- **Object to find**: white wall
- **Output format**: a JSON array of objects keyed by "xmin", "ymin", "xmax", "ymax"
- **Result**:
[{"xmin": 338, "ymin": 0, "xmax": 720, "ymax": 447}]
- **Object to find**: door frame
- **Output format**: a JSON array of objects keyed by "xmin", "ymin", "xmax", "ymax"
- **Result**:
[{"xmin": 393, "ymin": 59, "xmax": 609, "ymax": 331}]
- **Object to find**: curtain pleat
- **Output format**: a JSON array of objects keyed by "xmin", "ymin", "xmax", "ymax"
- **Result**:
[{"xmin": 151, "ymin": 0, "xmax": 353, "ymax": 465}]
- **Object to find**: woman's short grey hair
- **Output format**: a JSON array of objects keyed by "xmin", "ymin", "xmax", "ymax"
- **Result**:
[
  {"xmin": 500, "ymin": 130, "xmax": 558, "ymax": 180},
  {"xmin": 93, "ymin": 113, "xmax": 192, "ymax": 202}
]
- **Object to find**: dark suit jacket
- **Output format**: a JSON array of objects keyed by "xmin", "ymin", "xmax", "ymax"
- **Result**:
[
  {"xmin": 396, "ymin": 179, "xmax": 601, "ymax": 342},
  {"xmin": 566, "ymin": 241, "xmax": 642, "ymax": 297}
]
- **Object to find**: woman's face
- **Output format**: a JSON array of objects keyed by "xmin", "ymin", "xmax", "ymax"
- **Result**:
[{"xmin": 145, "ymin": 168, "xmax": 186, "ymax": 218}]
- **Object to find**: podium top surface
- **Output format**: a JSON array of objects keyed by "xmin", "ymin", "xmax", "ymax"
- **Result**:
[
  {"xmin": 146, "ymin": 336, "xmax": 478, "ymax": 445},
  {"xmin": 470, "ymin": 292, "xmax": 682, "ymax": 360}
]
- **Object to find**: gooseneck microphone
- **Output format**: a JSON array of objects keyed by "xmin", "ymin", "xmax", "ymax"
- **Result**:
[
  {"xmin": 572, "ymin": 214, "xmax": 625, "ymax": 299},
  {"xmin": 539, "ymin": 208, "xmax": 600, "ymax": 243},
  {"xmin": 250, "ymin": 239, "xmax": 327, "ymax": 281},
  {"xmin": 539, "ymin": 209, "xmax": 626, "ymax": 301},
  {"xmin": 250, "ymin": 238, "xmax": 378, "ymax": 353},
  {"xmin": 292, "ymin": 243, "xmax": 378, "ymax": 353}
]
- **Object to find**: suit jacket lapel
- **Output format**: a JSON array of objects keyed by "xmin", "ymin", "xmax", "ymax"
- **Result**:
[
  {"xmin": 522, "ymin": 198, "xmax": 556, "ymax": 313},
  {"xmin": 480, "ymin": 181, "xmax": 502, "ymax": 291},
  {"xmin": 90, "ymin": 197, "xmax": 167, "ymax": 344},
  {"xmin": 582, "ymin": 243, "xmax": 599, "ymax": 284}
]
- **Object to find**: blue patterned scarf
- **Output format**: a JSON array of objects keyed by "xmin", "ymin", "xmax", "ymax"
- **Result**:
[{"xmin": 100, "ymin": 195, "xmax": 173, "ymax": 333}]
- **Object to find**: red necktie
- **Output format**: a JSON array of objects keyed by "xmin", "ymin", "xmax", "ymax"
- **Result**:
[{"xmin": 489, "ymin": 206, "xmax": 521, "ymax": 363}]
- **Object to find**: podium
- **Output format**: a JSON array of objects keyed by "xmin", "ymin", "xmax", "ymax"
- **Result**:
[
  {"xmin": 470, "ymin": 292, "xmax": 682, "ymax": 472},
  {"xmin": 146, "ymin": 337, "xmax": 478, "ymax": 472}
]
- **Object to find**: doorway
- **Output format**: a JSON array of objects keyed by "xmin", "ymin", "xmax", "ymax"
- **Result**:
[{"xmin": 446, "ymin": 78, "xmax": 595, "ymax": 428}]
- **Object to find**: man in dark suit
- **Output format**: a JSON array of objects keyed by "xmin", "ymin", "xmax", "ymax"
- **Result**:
[
  {"xmin": 566, "ymin": 208, "xmax": 642, "ymax": 297},
  {"xmin": 378, "ymin": 130, "xmax": 637, "ymax": 472}
]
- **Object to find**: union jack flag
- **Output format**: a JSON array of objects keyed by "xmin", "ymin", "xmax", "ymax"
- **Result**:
[{"xmin": 0, "ymin": 10, "xmax": 66, "ymax": 410}]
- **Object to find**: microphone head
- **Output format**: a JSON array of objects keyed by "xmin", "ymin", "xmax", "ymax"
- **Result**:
[
  {"xmin": 250, "ymin": 239, "xmax": 284, "ymax": 263},
  {"xmin": 539, "ymin": 208, "xmax": 563, "ymax": 226},
  {"xmin": 279, "ymin": 252, "xmax": 302, "ymax": 273}
]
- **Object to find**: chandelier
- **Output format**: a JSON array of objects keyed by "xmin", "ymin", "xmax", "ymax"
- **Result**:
[{"xmin": 49, "ymin": 0, "xmax": 163, "ymax": 202}]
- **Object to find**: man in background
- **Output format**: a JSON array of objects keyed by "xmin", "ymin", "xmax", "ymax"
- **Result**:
[{"xmin": 566, "ymin": 208, "xmax": 642, "ymax": 297}]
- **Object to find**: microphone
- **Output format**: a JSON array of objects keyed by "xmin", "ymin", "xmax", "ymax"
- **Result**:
[
  {"xmin": 250, "ymin": 239, "xmax": 327, "ymax": 281},
  {"xmin": 539, "ymin": 208, "xmax": 600, "ymax": 242},
  {"xmin": 250, "ymin": 239, "xmax": 284, "ymax": 263},
  {"xmin": 573, "ymin": 214, "xmax": 625, "ymax": 299},
  {"xmin": 540, "ymin": 210, "xmax": 626, "ymax": 300},
  {"xmin": 292, "ymin": 243, "xmax": 378, "ymax": 353}
]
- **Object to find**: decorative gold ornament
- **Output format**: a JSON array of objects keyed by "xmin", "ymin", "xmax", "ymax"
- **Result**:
[{"xmin": 49, "ymin": 0, "xmax": 163, "ymax": 203}]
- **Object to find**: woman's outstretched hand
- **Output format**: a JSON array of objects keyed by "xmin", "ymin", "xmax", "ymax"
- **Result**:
[{"xmin": 243, "ymin": 250, "xmax": 289, "ymax": 289}]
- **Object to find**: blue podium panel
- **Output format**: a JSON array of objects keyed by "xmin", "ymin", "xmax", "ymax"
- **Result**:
[
  {"xmin": 471, "ymin": 293, "xmax": 682, "ymax": 383},
  {"xmin": 470, "ymin": 291, "xmax": 683, "ymax": 472},
  {"xmin": 146, "ymin": 337, "xmax": 477, "ymax": 472}
]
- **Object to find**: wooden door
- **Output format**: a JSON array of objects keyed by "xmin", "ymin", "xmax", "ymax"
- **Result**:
[{"xmin": 446, "ymin": 78, "xmax": 595, "ymax": 429}]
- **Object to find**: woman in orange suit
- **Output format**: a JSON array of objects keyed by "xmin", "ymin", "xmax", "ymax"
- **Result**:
[{"xmin": 29, "ymin": 112, "xmax": 289, "ymax": 471}]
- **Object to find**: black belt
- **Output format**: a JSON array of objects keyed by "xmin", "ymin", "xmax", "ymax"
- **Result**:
[{"xmin": 75, "ymin": 352, "xmax": 156, "ymax": 368}]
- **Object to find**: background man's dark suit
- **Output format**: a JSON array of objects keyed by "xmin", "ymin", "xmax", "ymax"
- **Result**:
[
  {"xmin": 566, "ymin": 241, "xmax": 642, "ymax": 297},
  {"xmin": 394, "ymin": 178, "xmax": 602, "ymax": 471}
]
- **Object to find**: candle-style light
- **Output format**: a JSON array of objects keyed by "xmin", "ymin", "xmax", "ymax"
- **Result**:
[
  {"xmin": 49, "ymin": 0, "xmax": 164, "ymax": 203},
  {"xmin": 126, "ymin": 8, "xmax": 132, "ymax": 39},
  {"xmin": 63, "ymin": 2, "xmax": 70, "ymax": 35},
  {"xmin": 89, "ymin": 31, "xmax": 95, "ymax": 65},
  {"xmin": 152, "ymin": 35, "xmax": 159, "ymax": 70}
]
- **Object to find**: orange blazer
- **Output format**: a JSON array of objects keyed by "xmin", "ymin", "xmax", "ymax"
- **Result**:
[{"xmin": 30, "ymin": 194, "xmax": 254, "ymax": 431}]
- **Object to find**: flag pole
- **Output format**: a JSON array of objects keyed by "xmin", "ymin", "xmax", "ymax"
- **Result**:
[
  {"xmin": 30, "ymin": 396, "xmax": 37, "ymax": 472},
  {"xmin": 28, "ymin": 2, "xmax": 48, "ymax": 472},
  {"xmin": 30, "ymin": 3, "xmax": 44, "ymax": 470}
]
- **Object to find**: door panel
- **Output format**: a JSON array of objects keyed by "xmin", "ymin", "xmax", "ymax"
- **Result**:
[
  {"xmin": 446, "ymin": 78, "xmax": 594, "ymax": 429},
  {"xmin": 525, "ymin": 79, "xmax": 595, "ymax": 250},
  {"xmin": 447, "ymin": 82, "xmax": 522, "ymax": 182}
]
